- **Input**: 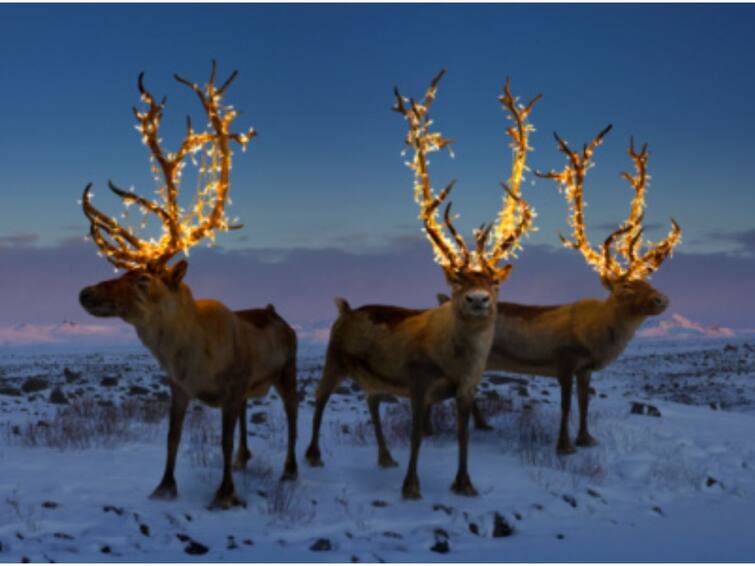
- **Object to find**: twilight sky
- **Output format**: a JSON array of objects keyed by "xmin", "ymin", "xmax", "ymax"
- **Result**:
[{"xmin": 0, "ymin": 4, "xmax": 754, "ymax": 339}]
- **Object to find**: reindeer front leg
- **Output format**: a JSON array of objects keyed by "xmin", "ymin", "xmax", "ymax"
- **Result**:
[
  {"xmin": 575, "ymin": 369, "xmax": 597, "ymax": 447},
  {"xmin": 402, "ymin": 388, "xmax": 427, "ymax": 500},
  {"xmin": 211, "ymin": 398, "xmax": 246, "ymax": 509},
  {"xmin": 556, "ymin": 367, "xmax": 576, "ymax": 454},
  {"xmin": 451, "ymin": 392, "xmax": 478, "ymax": 496},
  {"xmin": 151, "ymin": 384, "xmax": 189, "ymax": 500}
]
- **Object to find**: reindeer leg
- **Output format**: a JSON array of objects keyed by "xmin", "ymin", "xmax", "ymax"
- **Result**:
[
  {"xmin": 150, "ymin": 385, "xmax": 189, "ymax": 500},
  {"xmin": 305, "ymin": 349, "xmax": 345, "ymax": 467},
  {"xmin": 451, "ymin": 393, "xmax": 478, "ymax": 496},
  {"xmin": 233, "ymin": 401, "xmax": 252, "ymax": 470},
  {"xmin": 402, "ymin": 388, "xmax": 426, "ymax": 500},
  {"xmin": 368, "ymin": 395, "xmax": 398, "ymax": 468},
  {"xmin": 556, "ymin": 368, "xmax": 576, "ymax": 455},
  {"xmin": 575, "ymin": 370, "xmax": 597, "ymax": 447},
  {"xmin": 275, "ymin": 359, "xmax": 299, "ymax": 481},
  {"xmin": 472, "ymin": 399, "xmax": 493, "ymax": 431},
  {"xmin": 211, "ymin": 399, "xmax": 246, "ymax": 509},
  {"xmin": 423, "ymin": 404, "xmax": 435, "ymax": 437}
]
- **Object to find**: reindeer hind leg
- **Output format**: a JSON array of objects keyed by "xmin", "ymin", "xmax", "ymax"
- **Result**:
[
  {"xmin": 276, "ymin": 358, "xmax": 299, "ymax": 481},
  {"xmin": 305, "ymin": 347, "xmax": 347, "ymax": 467}
]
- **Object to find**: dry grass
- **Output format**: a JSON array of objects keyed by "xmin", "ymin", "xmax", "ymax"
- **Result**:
[{"xmin": 5, "ymin": 398, "xmax": 167, "ymax": 449}]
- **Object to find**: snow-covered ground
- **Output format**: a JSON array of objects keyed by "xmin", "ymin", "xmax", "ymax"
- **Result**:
[{"xmin": 1, "ymin": 337, "xmax": 754, "ymax": 562}]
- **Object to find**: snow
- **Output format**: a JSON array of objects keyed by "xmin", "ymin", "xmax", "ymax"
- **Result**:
[{"xmin": 0, "ymin": 337, "xmax": 754, "ymax": 561}]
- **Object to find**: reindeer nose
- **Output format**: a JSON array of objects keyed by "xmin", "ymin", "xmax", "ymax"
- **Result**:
[
  {"xmin": 465, "ymin": 292, "xmax": 491, "ymax": 309},
  {"xmin": 79, "ymin": 288, "xmax": 95, "ymax": 308}
]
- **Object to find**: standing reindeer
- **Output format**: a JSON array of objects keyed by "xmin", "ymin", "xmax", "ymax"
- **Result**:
[
  {"xmin": 78, "ymin": 63, "xmax": 298, "ymax": 509},
  {"xmin": 438, "ymin": 126, "xmax": 682, "ymax": 453},
  {"xmin": 305, "ymin": 71, "xmax": 537, "ymax": 499}
]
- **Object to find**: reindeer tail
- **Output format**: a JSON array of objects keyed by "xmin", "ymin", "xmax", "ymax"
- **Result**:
[{"xmin": 333, "ymin": 297, "xmax": 351, "ymax": 316}]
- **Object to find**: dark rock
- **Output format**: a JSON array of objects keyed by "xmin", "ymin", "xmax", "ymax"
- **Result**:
[
  {"xmin": 0, "ymin": 386, "xmax": 22, "ymax": 397},
  {"xmin": 100, "ymin": 376, "xmax": 119, "ymax": 387},
  {"xmin": 383, "ymin": 531, "xmax": 402, "ymax": 539},
  {"xmin": 430, "ymin": 540, "xmax": 450, "ymax": 553},
  {"xmin": 128, "ymin": 385, "xmax": 149, "ymax": 396},
  {"xmin": 63, "ymin": 368, "xmax": 81, "ymax": 383},
  {"xmin": 41, "ymin": 501, "xmax": 59, "ymax": 509},
  {"xmin": 100, "ymin": 546, "xmax": 111, "ymax": 554},
  {"xmin": 706, "ymin": 476, "xmax": 719, "ymax": 488},
  {"xmin": 562, "ymin": 494, "xmax": 577, "ymax": 508},
  {"xmin": 176, "ymin": 533, "xmax": 191, "ymax": 542},
  {"xmin": 652, "ymin": 505, "xmax": 664, "ymax": 515},
  {"xmin": 49, "ymin": 388, "xmax": 68, "ymax": 405},
  {"xmin": 468, "ymin": 522, "xmax": 480, "ymax": 535},
  {"xmin": 371, "ymin": 500, "xmax": 388, "ymax": 508},
  {"xmin": 22, "ymin": 377, "xmax": 50, "ymax": 393},
  {"xmin": 492, "ymin": 512, "xmax": 514, "ymax": 537},
  {"xmin": 53, "ymin": 532, "xmax": 73, "ymax": 540},
  {"xmin": 184, "ymin": 541, "xmax": 209, "ymax": 555},
  {"xmin": 242, "ymin": 539, "xmax": 254, "ymax": 546},
  {"xmin": 250, "ymin": 411, "xmax": 267, "ymax": 424},
  {"xmin": 102, "ymin": 505, "xmax": 124, "ymax": 516},
  {"xmin": 647, "ymin": 404, "xmax": 661, "ymax": 417},
  {"xmin": 556, "ymin": 533, "xmax": 565, "ymax": 540},
  {"xmin": 139, "ymin": 523, "xmax": 150, "ymax": 537},
  {"xmin": 309, "ymin": 538, "xmax": 332, "ymax": 551}
]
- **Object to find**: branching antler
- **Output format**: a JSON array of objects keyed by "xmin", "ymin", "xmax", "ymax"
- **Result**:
[
  {"xmin": 536, "ymin": 127, "xmax": 681, "ymax": 285},
  {"xmin": 82, "ymin": 60, "xmax": 256, "ymax": 272},
  {"xmin": 393, "ymin": 70, "xmax": 537, "ymax": 281}
]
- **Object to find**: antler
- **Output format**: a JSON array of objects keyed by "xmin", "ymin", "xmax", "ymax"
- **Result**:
[
  {"xmin": 82, "ymin": 60, "xmax": 256, "ymax": 272},
  {"xmin": 536, "ymin": 127, "xmax": 681, "ymax": 284},
  {"xmin": 393, "ymin": 70, "xmax": 537, "ymax": 280}
]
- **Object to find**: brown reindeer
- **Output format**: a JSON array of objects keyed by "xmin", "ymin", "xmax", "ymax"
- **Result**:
[
  {"xmin": 78, "ymin": 62, "xmax": 298, "ymax": 509},
  {"xmin": 437, "ymin": 126, "xmax": 682, "ymax": 453},
  {"xmin": 305, "ymin": 71, "xmax": 537, "ymax": 499}
]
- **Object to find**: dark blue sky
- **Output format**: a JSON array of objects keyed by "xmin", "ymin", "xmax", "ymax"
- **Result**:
[{"xmin": 1, "ymin": 3, "xmax": 753, "ymax": 253}]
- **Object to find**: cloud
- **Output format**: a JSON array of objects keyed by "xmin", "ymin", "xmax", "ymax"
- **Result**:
[
  {"xmin": 707, "ymin": 228, "xmax": 755, "ymax": 255},
  {"xmin": 0, "ymin": 235, "xmax": 754, "ymax": 348},
  {"xmin": 0, "ymin": 231, "xmax": 40, "ymax": 247}
]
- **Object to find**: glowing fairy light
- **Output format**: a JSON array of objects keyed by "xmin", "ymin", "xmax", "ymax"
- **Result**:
[
  {"xmin": 536, "ymin": 127, "xmax": 681, "ymax": 285},
  {"xmin": 393, "ymin": 70, "xmax": 537, "ymax": 280},
  {"xmin": 81, "ymin": 61, "xmax": 256, "ymax": 273}
]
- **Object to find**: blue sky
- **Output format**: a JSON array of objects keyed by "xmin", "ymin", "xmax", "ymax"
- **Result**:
[
  {"xmin": 0, "ymin": 4, "xmax": 754, "ymax": 331},
  {"xmin": 1, "ymin": 4, "xmax": 753, "ymax": 250}
]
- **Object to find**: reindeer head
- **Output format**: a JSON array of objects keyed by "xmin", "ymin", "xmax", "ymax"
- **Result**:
[
  {"xmin": 80, "ymin": 261, "xmax": 190, "ymax": 324},
  {"xmin": 537, "ymin": 128, "xmax": 681, "ymax": 318},
  {"xmin": 79, "ymin": 62, "xmax": 254, "ymax": 326},
  {"xmin": 394, "ymin": 71, "xmax": 539, "ymax": 321}
]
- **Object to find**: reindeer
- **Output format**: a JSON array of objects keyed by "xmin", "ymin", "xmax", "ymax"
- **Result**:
[
  {"xmin": 437, "ymin": 126, "xmax": 682, "ymax": 453},
  {"xmin": 304, "ymin": 71, "xmax": 537, "ymax": 499},
  {"xmin": 78, "ymin": 62, "xmax": 298, "ymax": 509}
]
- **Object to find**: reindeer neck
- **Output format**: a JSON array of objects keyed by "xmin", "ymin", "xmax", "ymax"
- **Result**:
[
  {"xmin": 441, "ymin": 302, "xmax": 496, "ymax": 358},
  {"xmin": 602, "ymin": 294, "xmax": 648, "ymax": 342},
  {"xmin": 134, "ymin": 286, "xmax": 201, "ymax": 369}
]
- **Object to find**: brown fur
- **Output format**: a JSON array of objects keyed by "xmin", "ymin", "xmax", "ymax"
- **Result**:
[
  {"xmin": 305, "ymin": 273, "xmax": 501, "ymax": 500},
  {"xmin": 437, "ymin": 279, "xmax": 669, "ymax": 453},
  {"xmin": 79, "ymin": 261, "xmax": 298, "ymax": 508}
]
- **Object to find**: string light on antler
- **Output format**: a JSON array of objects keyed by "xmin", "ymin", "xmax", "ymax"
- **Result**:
[
  {"xmin": 393, "ymin": 70, "xmax": 538, "ymax": 280},
  {"xmin": 536, "ymin": 127, "xmax": 681, "ymax": 285},
  {"xmin": 82, "ymin": 60, "xmax": 256, "ymax": 272}
]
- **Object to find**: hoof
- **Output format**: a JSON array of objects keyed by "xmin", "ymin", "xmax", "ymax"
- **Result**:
[
  {"xmin": 402, "ymin": 480, "xmax": 422, "ymax": 500},
  {"xmin": 378, "ymin": 452, "xmax": 399, "ymax": 469},
  {"xmin": 576, "ymin": 433, "xmax": 598, "ymax": 447},
  {"xmin": 556, "ymin": 442, "xmax": 577, "ymax": 455},
  {"xmin": 149, "ymin": 482, "xmax": 177, "ymax": 501},
  {"xmin": 210, "ymin": 492, "xmax": 246, "ymax": 510},
  {"xmin": 280, "ymin": 465, "xmax": 298, "ymax": 482},
  {"xmin": 305, "ymin": 446, "xmax": 324, "ymax": 467},
  {"xmin": 233, "ymin": 450, "xmax": 252, "ymax": 471},
  {"xmin": 450, "ymin": 475, "xmax": 478, "ymax": 497}
]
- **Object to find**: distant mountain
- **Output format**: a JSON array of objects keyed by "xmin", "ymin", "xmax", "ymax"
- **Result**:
[
  {"xmin": 0, "ymin": 321, "xmax": 134, "ymax": 347},
  {"xmin": 638, "ymin": 313, "xmax": 735, "ymax": 339}
]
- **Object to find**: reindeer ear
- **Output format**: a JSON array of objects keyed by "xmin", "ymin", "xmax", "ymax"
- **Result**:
[
  {"xmin": 436, "ymin": 293, "xmax": 451, "ymax": 305},
  {"xmin": 164, "ymin": 260, "xmax": 188, "ymax": 289}
]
